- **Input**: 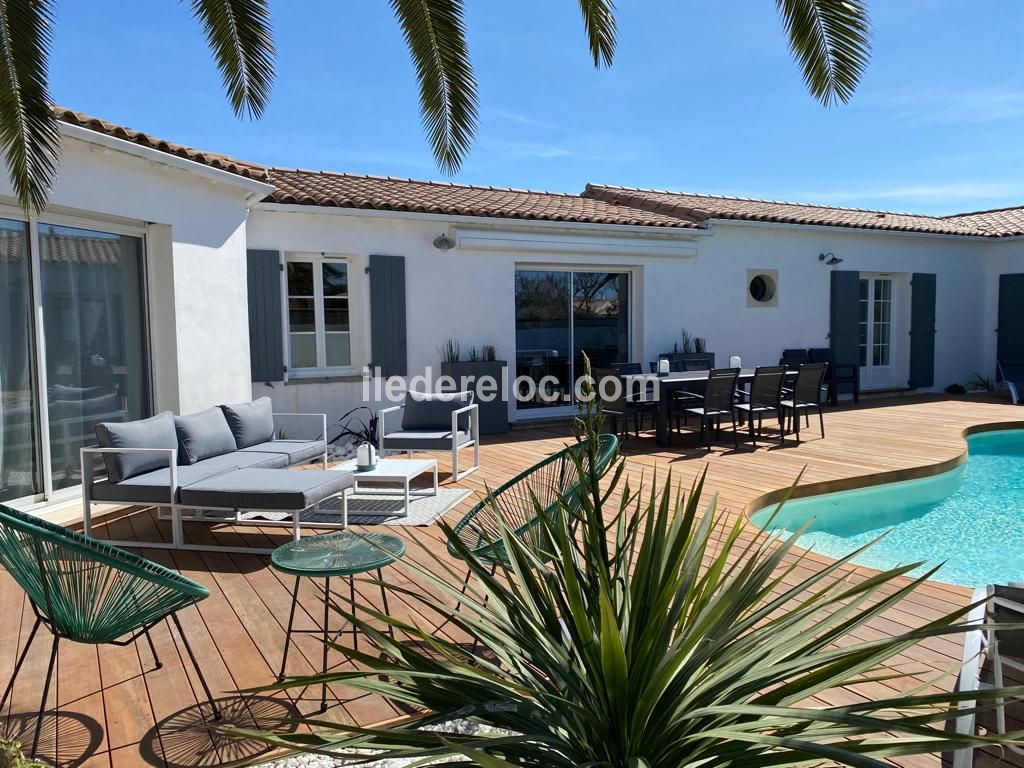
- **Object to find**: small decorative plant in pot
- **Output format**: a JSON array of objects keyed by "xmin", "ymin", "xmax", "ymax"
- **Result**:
[
  {"xmin": 328, "ymin": 406, "xmax": 379, "ymax": 463},
  {"xmin": 439, "ymin": 337, "xmax": 509, "ymax": 435}
]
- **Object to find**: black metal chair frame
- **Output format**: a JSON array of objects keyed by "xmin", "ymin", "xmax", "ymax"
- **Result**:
[
  {"xmin": 733, "ymin": 365, "xmax": 787, "ymax": 447},
  {"xmin": 781, "ymin": 362, "xmax": 829, "ymax": 441},
  {"xmin": 681, "ymin": 368, "xmax": 740, "ymax": 450}
]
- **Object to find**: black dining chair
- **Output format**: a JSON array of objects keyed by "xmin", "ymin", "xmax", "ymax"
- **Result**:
[
  {"xmin": 612, "ymin": 362, "xmax": 657, "ymax": 432},
  {"xmin": 733, "ymin": 365, "xmax": 787, "ymax": 446},
  {"xmin": 780, "ymin": 362, "xmax": 829, "ymax": 441},
  {"xmin": 780, "ymin": 348, "xmax": 811, "ymax": 366},
  {"xmin": 680, "ymin": 368, "xmax": 739, "ymax": 450},
  {"xmin": 808, "ymin": 348, "xmax": 859, "ymax": 405},
  {"xmin": 593, "ymin": 367, "xmax": 644, "ymax": 440}
]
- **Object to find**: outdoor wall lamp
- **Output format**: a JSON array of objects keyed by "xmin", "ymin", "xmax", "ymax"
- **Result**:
[
  {"xmin": 433, "ymin": 233, "xmax": 456, "ymax": 250},
  {"xmin": 819, "ymin": 252, "xmax": 843, "ymax": 266}
]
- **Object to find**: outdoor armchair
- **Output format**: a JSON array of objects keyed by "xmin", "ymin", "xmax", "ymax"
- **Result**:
[
  {"xmin": 780, "ymin": 362, "xmax": 829, "ymax": 441},
  {"xmin": 733, "ymin": 365, "xmax": 787, "ymax": 446},
  {"xmin": 0, "ymin": 504, "xmax": 220, "ymax": 759},
  {"xmin": 378, "ymin": 391, "xmax": 480, "ymax": 480},
  {"xmin": 809, "ymin": 348, "xmax": 860, "ymax": 405},
  {"xmin": 680, "ymin": 368, "xmax": 740, "ymax": 450}
]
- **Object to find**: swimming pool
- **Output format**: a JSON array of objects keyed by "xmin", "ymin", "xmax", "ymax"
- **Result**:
[{"xmin": 750, "ymin": 429, "xmax": 1024, "ymax": 587}]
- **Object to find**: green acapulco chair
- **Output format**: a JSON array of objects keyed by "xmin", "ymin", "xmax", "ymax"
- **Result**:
[
  {"xmin": 447, "ymin": 434, "xmax": 619, "ymax": 595},
  {"xmin": 0, "ymin": 504, "xmax": 221, "ymax": 758}
]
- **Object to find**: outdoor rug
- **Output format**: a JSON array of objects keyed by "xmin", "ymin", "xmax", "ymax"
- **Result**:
[{"xmin": 311, "ymin": 487, "xmax": 473, "ymax": 527}]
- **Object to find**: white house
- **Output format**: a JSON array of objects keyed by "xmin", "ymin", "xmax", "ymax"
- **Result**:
[{"xmin": 3, "ymin": 108, "xmax": 1024, "ymax": 515}]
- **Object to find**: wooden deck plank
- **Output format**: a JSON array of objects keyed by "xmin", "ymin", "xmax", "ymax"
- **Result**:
[{"xmin": 3, "ymin": 395, "xmax": 1022, "ymax": 766}]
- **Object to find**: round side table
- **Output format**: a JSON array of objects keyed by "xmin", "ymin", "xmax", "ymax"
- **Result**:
[{"xmin": 271, "ymin": 531, "xmax": 405, "ymax": 712}]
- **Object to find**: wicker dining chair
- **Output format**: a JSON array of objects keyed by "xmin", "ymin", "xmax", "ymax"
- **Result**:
[{"xmin": 0, "ymin": 504, "xmax": 221, "ymax": 758}]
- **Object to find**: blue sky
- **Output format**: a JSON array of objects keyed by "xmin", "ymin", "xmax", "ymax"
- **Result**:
[{"xmin": 50, "ymin": 1, "xmax": 1024, "ymax": 215}]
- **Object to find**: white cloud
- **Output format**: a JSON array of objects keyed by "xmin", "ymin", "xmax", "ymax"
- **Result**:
[
  {"xmin": 780, "ymin": 180, "xmax": 1024, "ymax": 213},
  {"xmin": 479, "ymin": 138, "xmax": 575, "ymax": 159},
  {"xmin": 859, "ymin": 85, "xmax": 1024, "ymax": 125},
  {"xmin": 484, "ymin": 107, "xmax": 563, "ymax": 132}
]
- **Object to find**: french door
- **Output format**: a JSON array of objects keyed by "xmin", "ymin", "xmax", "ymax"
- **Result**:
[
  {"xmin": 0, "ymin": 215, "xmax": 151, "ymax": 505},
  {"xmin": 858, "ymin": 274, "xmax": 895, "ymax": 389},
  {"xmin": 514, "ymin": 269, "xmax": 630, "ymax": 411}
]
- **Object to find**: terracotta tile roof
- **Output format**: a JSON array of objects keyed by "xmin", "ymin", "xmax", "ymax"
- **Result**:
[
  {"xmin": 53, "ymin": 106, "xmax": 271, "ymax": 181},
  {"xmin": 263, "ymin": 169, "xmax": 699, "ymax": 228},
  {"xmin": 582, "ymin": 184, "xmax": 994, "ymax": 237},
  {"xmin": 940, "ymin": 206, "xmax": 1024, "ymax": 237},
  {"xmin": 52, "ymin": 107, "xmax": 1024, "ymax": 238}
]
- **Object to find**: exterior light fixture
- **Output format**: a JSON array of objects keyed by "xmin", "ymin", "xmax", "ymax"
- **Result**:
[
  {"xmin": 818, "ymin": 252, "xmax": 843, "ymax": 266},
  {"xmin": 433, "ymin": 233, "xmax": 456, "ymax": 250}
]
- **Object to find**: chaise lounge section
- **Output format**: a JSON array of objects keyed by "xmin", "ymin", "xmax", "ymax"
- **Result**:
[{"xmin": 82, "ymin": 397, "xmax": 353, "ymax": 554}]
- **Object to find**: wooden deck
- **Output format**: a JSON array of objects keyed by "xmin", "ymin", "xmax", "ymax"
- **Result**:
[{"xmin": 3, "ymin": 394, "xmax": 1024, "ymax": 767}]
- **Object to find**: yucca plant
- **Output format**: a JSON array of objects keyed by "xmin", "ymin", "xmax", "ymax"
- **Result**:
[{"xmin": 239, "ymin": 360, "xmax": 1024, "ymax": 766}]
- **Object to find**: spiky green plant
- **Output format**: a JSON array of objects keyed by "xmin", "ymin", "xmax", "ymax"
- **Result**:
[
  {"xmin": 437, "ymin": 337, "xmax": 462, "ymax": 363},
  {"xmin": 238, "ymin": 357, "xmax": 1023, "ymax": 767}
]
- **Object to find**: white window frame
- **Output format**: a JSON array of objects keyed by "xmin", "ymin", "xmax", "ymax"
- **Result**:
[{"xmin": 283, "ymin": 253, "xmax": 355, "ymax": 378}]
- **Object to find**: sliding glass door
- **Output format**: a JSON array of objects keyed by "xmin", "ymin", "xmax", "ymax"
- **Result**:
[
  {"xmin": 0, "ymin": 217, "xmax": 150, "ymax": 504},
  {"xmin": 515, "ymin": 269, "xmax": 629, "ymax": 410},
  {"xmin": 0, "ymin": 219, "xmax": 42, "ymax": 501}
]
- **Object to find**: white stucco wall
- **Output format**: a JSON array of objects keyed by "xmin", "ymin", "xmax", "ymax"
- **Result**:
[
  {"xmin": 247, "ymin": 205, "xmax": 1001, "ymax": 433},
  {"xmin": 0, "ymin": 130, "xmax": 265, "ymax": 414}
]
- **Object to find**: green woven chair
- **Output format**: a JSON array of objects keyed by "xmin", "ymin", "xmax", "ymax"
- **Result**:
[
  {"xmin": 448, "ymin": 434, "xmax": 619, "ymax": 569},
  {"xmin": 0, "ymin": 504, "xmax": 220, "ymax": 758}
]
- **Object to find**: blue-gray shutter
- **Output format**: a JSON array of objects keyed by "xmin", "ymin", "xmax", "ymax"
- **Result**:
[
  {"xmin": 829, "ymin": 270, "xmax": 861, "ymax": 367},
  {"xmin": 997, "ymin": 274, "xmax": 1024, "ymax": 371},
  {"xmin": 369, "ymin": 254, "xmax": 407, "ymax": 377},
  {"xmin": 908, "ymin": 273, "xmax": 936, "ymax": 389},
  {"xmin": 246, "ymin": 249, "xmax": 285, "ymax": 382}
]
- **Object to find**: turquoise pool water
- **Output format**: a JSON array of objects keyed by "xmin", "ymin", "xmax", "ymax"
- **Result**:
[{"xmin": 750, "ymin": 429, "xmax": 1024, "ymax": 587}]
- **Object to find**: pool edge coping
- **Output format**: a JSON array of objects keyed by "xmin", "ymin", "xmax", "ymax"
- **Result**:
[{"xmin": 741, "ymin": 419, "xmax": 1024, "ymax": 527}]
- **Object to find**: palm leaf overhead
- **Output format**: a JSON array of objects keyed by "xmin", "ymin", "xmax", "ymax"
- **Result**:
[
  {"xmin": 0, "ymin": 0, "xmax": 59, "ymax": 212},
  {"xmin": 578, "ymin": 0, "xmax": 617, "ymax": 68},
  {"xmin": 390, "ymin": 0, "xmax": 478, "ymax": 175},
  {"xmin": 775, "ymin": 0, "xmax": 872, "ymax": 107},
  {"xmin": 188, "ymin": 0, "xmax": 275, "ymax": 119}
]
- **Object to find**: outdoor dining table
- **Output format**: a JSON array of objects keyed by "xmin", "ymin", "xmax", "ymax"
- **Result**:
[{"xmin": 624, "ymin": 368, "xmax": 798, "ymax": 448}]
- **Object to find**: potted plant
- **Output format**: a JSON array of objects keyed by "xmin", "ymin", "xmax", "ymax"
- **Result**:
[
  {"xmin": 438, "ymin": 338, "xmax": 509, "ymax": 434},
  {"xmin": 663, "ymin": 328, "xmax": 715, "ymax": 368}
]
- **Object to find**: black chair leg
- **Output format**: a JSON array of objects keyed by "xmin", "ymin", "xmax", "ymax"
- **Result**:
[
  {"xmin": 31, "ymin": 635, "xmax": 59, "ymax": 758},
  {"xmin": 278, "ymin": 576, "xmax": 300, "ymax": 681},
  {"xmin": 0, "ymin": 616, "xmax": 41, "ymax": 711},
  {"xmin": 749, "ymin": 413, "xmax": 756, "ymax": 447},
  {"xmin": 143, "ymin": 627, "xmax": 162, "ymax": 670},
  {"xmin": 731, "ymin": 417, "xmax": 739, "ymax": 450},
  {"xmin": 171, "ymin": 611, "xmax": 222, "ymax": 721},
  {"xmin": 818, "ymin": 405, "xmax": 825, "ymax": 437}
]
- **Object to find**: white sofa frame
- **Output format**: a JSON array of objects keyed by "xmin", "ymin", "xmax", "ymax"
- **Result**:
[
  {"xmin": 377, "ymin": 402, "xmax": 480, "ymax": 481},
  {"xmin": 80, "ymin": 412, "xmax": 343, "ymax": 555}
]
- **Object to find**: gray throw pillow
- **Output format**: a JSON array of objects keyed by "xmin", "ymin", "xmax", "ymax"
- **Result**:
[
  {"xmin": 401, "ymin": 391, "xmax": 474, "ymax": 431},
  {"xmin": 174, "ymin": 407, "xmax": 238, "ymax": 465},
  {"xmin": 219, "ymin": 397, "xmax": 275, "ymax": 449},
  {"xmin": 95, "ymin": 411, "xmax": 178, "ymax": 482}
]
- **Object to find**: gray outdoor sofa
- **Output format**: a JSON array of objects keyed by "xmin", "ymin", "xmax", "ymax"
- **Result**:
[
  {"xmin": 82, "ymin": 397, "xmax": 353, "ymax": 554},
  {"xmin": 378, "ymin": 391, "xmax": 480, "ymax": 480}
]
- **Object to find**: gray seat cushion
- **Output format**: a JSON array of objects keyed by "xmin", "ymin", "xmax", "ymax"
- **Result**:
[
  {"xmin": 178, "ymin": 468, "xmax": 354, "ymax": 510},
  {"xmin": 95, "ymin": 411, "xmax": 179, "ymax": 482},
  {"xmin": 175, "ymin": 407, "xmax": 238, "ymax": 465},
  {"xmin": 89, "ymin": 451, "xmax": 286, "ymax": 503},
  {"xmin": 220, "ymin": 397, "xmax": 275, "ymax": 449},
  {"xmin": 401, "ymin": 391, "xmax": 473, "ymax": 431},
  {"xmin": 382, "ymin": 430, "xmax": 473, "ymax": 451},
  {"xmin": 239, "ymin": 439, "xmax": 326, "ymax": 465}
]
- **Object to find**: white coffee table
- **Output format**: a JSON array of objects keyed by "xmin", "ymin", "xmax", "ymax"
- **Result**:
[{"xmin": 334, "ymin": 457, "xmax": 438, "ymax": 524}]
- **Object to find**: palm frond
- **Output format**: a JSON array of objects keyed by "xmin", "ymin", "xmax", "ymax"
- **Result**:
[
  {"xmin": 390, "ymin": 0, "xmax": 478, "ymax": 174},
  {"xmin": 775, "ymin": 0, "xmax": 871, "ymax": 107},
  {"xmin": 189, "ymin": 0, "xmax": 275, "ymax": 118},
  {"xmin": 0, "ymin": 0, "xmax": 59, "ymax": 212},
  {"xmin": 577, "ymin": 0, "xmax": 617, "ymax": 68}
]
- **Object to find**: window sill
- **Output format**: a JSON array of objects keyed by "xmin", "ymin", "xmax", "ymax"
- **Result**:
[{"xmin": 285, "ymin": 371, "xmax": 364, "ymax": 385}]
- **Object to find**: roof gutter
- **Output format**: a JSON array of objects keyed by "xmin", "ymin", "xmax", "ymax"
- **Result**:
[
  {"xmin": 59, "ymin": 123, "xmax": 274, "ymax": 204},
  {"xmin": 253, "ymin": 200, "xmax": 714, "ymax": 239}
]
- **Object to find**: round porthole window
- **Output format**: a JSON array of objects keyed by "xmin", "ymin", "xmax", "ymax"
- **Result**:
[{"xmin": 748, "ymin": 273, "xmax": 776, "ymax": 304}]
